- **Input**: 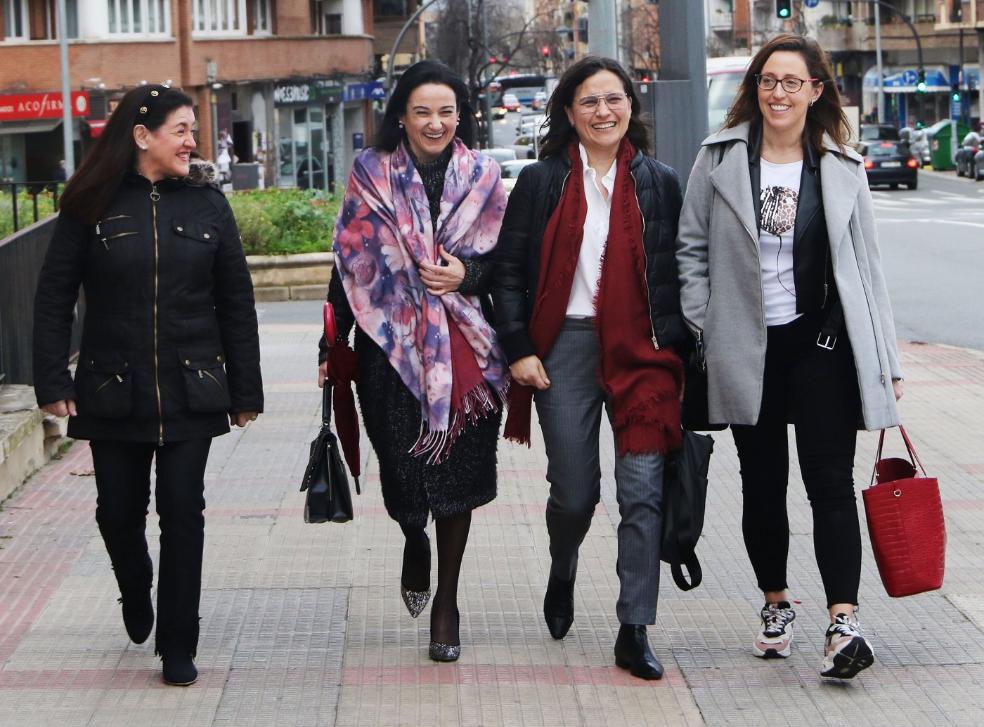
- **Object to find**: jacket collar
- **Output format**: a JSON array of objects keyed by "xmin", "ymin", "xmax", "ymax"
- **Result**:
[{"xmin": 703, "ymin": 120, "xmax": 861, "ymax": 164}]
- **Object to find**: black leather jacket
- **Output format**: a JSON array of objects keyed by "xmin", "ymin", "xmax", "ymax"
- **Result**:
[
  {"xmin": 33, "ymin": 172, "xmax": 263, "ymax": 443},
  {"xmin": 491, "ymin": 149, "xmax": 689, "ymax": 363}
]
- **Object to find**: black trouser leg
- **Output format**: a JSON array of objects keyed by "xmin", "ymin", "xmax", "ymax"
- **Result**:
[
  {"xmin": 90, "ymin": 441, "xmax": 155, "ymax": 601},
  {"xmin": 153, "ymin": 438, "xmax": 211, "ymax": 657}
]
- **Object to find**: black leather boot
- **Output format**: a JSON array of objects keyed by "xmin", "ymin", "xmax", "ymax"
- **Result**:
[
  {"xmin": 543, "ymin": 575, "xmax": 575, "ymax": 640},
  {"xmin": 161, "ymin": 651, "xmax": 198, "ymax": 686},
  {"xmin": 119, "ymin": 589, "xmax": 154, "ymax": 644},
  {"xmin": 614, "ymin": 624, "xmax": 664, "ymax": 680}
]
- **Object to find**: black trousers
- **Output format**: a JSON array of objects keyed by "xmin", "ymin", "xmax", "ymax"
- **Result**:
[
  {"xmin": 89, "ymin": 438, "xmax": 211, "ymax": 655},
  {"xmin": 731, "ymin": 312, "xmax": 863, "ymax": 608}
]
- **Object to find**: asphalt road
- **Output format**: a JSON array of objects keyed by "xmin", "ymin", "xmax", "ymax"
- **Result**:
[{"xmin": 870, "ymin": 169, "xmax": 984, "ymax": 351}]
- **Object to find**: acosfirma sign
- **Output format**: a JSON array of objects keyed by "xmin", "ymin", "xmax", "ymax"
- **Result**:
[{"xmin": 0, "ymin": 92, "xmax": 90, "ymax": 122}]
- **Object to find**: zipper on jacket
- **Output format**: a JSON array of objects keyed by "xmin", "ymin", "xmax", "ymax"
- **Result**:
[
  {"xmin": 150, "ymin": 183, "xmax": 164, "ymax": 446},
  {"xmin": 629, "ymin": 169, "xmax": 660, "ymax": 350},
  {"xmin": 199, "ymin": 369, "xmax": 222, "ymax": 387}
]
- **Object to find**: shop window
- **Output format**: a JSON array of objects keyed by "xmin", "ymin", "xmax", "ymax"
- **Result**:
[
  {"xmin": 193, "ymin": 0, "xmax": 246, "ymax": 35},
  {"xmin": 107, "ymin": 0, "xmax": 170, "ymax": 35},
  {"xmin": 4, "ymin": 0, "xmax": 28, "ymax": 39}
]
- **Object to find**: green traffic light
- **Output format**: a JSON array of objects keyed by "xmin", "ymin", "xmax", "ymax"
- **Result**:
[
  {"xmin": 916, "ymin": 82, "xmax": 927, "ymax": 93},
  {"xmin": 953, "ymin": 93, "xmax": 961, "ymax": 102},
  {"xmin": 779, "ymin": 9, "xmax": 790, "ymax": 17}
]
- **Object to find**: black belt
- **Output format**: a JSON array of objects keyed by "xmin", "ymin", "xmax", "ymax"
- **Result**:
[{"xmin": 817, "ymin": 298, "xmax": 843, "ymax": 350}]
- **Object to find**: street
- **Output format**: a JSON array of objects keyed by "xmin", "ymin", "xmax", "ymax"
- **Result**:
[{"xmin": 870, "ymin": 170, "xmax": 984, "ymax": 351}]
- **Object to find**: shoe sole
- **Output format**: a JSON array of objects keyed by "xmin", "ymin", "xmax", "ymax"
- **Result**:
[
  {"xmin": 614, "ymin": 657, "xmax": 663, "ymax": 680},
  {"xmin": 162, "ymin": 676, "xmax": 197, "ymax": 687},
  {"xmin": 821, "ymin": 636, "xmax": 874, "ymax": 679},
  {"xmin": 752, "ymin": 640, "xmax": 791, "ymax": 659}
]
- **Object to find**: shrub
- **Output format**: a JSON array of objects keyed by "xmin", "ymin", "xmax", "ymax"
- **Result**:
[
  {"xmin": 228, "ymin": 188, "xmax": 341, "ymax": 255},
  {"xmin": 0, "ymin": 186, "xmax": 60, "ymax": 239}
]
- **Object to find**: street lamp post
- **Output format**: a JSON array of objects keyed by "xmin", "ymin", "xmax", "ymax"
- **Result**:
[{"xmin": 56, "ymin": 0, "xmax": 75, "ymax": 177}]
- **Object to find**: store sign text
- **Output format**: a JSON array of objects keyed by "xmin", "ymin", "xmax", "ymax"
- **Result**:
[{"xmin": 0, "ymin": 92, "xmax": 89, "ymax": 122}]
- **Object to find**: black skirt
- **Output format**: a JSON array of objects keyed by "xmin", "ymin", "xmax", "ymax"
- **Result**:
[{"xmin": 354, "ymin": 328, "xmax": 500, "ymax": 528}]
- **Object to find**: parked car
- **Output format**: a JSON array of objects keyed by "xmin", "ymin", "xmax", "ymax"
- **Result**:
[
  {"xmin": 512, "ymin": 133, "xmax": 545, "ymax": 160},
  {"xmin": 481, "ymin": 147, "xmax": 518, "ymax": 167},
  {"xmin": 955, "ymin": 131, "xmax": 981, "ymax": 179},
  {"xmin": 516, "ymin": 113, "xmax": 547, "ymax": 135},
  {"xmin": 531, "ymin": 90, "xmax": 548, "ymax": 110},
  {"xmin": 502, "ymin": 93, "xmax": 521, "ymax": 112},
  {"xmin": 860, "ymin": 140, "xmax": 919, "ymax": 190},
  {"xmin": 499, "ymin": 159, "xmax": 537, "ymax": 193},
  {"xmin": 859, "ymin": 123, "xmax": 901, "ymax": 142}
]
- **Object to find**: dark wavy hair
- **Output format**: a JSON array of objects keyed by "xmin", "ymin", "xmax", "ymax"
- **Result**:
[
  {"xmin": 724, "ymin": 33, "xmax": 849, "ymax": 156},
  {"xmin": 374, "ymin": 60, "xmax": 477, "ymax": 151},
  {"xmin": 60, "ymin": 84, "xmax": 194, "ymax": 224},
  {"xmin": 539, "ymin": 56, "xmax": 651, "ymax": 159}
]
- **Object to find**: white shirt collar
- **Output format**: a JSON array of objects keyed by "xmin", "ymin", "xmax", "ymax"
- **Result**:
[{"xmin": 578, "ymin": 143, "xmax": 617, "ymax": 193}]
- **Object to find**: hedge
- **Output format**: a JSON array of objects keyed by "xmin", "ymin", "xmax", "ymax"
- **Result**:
[{"xmin": 227, "ymin": 187, "xmax": 341, "ymax": 256}]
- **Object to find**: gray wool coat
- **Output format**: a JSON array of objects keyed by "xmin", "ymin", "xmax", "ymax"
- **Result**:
[{"xmin": 676, "ymin": 122, "xmax": 902, "ymax": 431}]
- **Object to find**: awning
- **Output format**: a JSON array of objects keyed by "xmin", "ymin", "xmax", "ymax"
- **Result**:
[
  {"xmin": 0, "ymin": 118, "xmax": 62, "ymax": 135},
  {"xmin": 85, "ymin": 119, "xmax": 107, "ymax": 137}
]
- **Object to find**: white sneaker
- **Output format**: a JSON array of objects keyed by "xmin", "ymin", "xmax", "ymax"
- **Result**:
[
  {"xmin": 752, "ymin": 601, "xmax": 795, "ymax": 658},
  {"xmin": 820, "ymin": 611, "xmax": 875, "ymax": 679}
]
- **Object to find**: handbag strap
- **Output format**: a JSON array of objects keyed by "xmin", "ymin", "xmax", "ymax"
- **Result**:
[
  {"xmin": 322, "ymin": 383, "xmax": 333, "ymax": 426},
  {"xmin": 871, "ymin": 424, "xmax": 926, "ymax": 485}
]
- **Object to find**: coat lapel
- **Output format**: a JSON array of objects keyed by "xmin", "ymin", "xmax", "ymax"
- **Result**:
[
  {"xmin": 709, "ymin": 141, "xmax": 758, "ymax": 245},
  {"xmin": 819, "ymin": 149, "xmax": 861, "ymax": 255}
]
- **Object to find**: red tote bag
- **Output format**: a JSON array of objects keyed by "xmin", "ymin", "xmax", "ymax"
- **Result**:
[{"xmin": 862, "ymin": 425, "xmax": 946, "ymax": 598}]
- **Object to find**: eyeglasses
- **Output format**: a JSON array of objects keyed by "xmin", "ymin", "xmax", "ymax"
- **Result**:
[
  {"xmin": 575, "ymin": 92, "xmax": 629, "ymax": 112},
  {"xmin": 755, "ymin": 74, "xmax": 819, "ymax": 93}
]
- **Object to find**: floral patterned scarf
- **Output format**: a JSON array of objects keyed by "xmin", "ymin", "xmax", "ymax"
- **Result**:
[{"xmin": 333, "ymin": 138, "xmax": 509, "ymax": 463}]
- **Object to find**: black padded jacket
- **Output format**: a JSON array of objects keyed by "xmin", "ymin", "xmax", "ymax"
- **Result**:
[{"xmin": 491, "ymin": 149, "xmax": 690, "ymax": 363}]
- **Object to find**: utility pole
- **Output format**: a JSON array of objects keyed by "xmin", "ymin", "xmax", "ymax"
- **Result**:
[
  {"xmin": 482, "ymin": 0, "xmax": 494, "ymax": 148},
  {"xmin": 56, "ymin": 0, "xmax": 75, "ymax": 177},
  {"xmin": 588, "ymin": 0, "xmax": 617, "ymax": 58},
  {"xmin": 874, "ymin": 1, "xmax": 884, "ymax": 123}
]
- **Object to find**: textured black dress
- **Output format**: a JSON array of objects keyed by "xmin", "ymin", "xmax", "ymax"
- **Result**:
[{"xmin": 325, "ymin": 145, "xmax": 501, "ymax": 528}]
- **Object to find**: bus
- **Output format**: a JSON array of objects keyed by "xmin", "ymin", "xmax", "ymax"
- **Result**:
[
  {"xmin": 491, "ymin": 74, "xmax": 550, "ymax": 107},
  {"xmin": 706, "ymin": 56, "xmax": 751, "ymax": 132}
]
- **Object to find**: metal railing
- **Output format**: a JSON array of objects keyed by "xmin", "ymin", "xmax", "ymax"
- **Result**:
[{"xmin": 1, "ymin": 181, "xmax": 63, "ymax": 237}]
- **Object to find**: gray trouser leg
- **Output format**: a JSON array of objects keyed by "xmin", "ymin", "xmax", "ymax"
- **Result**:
[
  {"xmin": 535, "ymin": 320, "xmax": 604, "ymax": 582},
  {"xmin": 536, "ymin": 319, "xmax": 665, "ymax": 624},
  {"xmin": 614, "ymin": 450, "xmax": 665, "ymax": 625}
]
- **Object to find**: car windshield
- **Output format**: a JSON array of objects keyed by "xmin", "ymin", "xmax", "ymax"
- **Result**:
[
  {"xmin": 860, "ymin": 125, "xmax": 900, "ymax": 141},
  {"xmin": 865, "ymin": 142, "xmax": 904, "ymax": 157}
]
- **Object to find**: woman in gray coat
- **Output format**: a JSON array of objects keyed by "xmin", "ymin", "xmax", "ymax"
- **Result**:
[{"xmin": 677, "ymin": 34, "xmax": 903, "ymax": 680}]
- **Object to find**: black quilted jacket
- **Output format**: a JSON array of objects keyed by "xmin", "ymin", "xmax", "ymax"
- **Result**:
[{"xmin": 491, "ymin": 149, "xmax": 689, "ymax": 363}]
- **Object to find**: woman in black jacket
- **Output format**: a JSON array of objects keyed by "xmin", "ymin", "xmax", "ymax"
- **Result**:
[
  {"xmin": 492, "ymin": 57, "xmax": 689, "ymax": 680},
  {"xmin": 32, "ymin": 85, "xmax": 263, "ymax": 686}
]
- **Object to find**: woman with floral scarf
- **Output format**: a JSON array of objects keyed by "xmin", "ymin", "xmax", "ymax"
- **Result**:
[{"xmin": 318, "ymin": 61, "xmax": 508, "ymax": 662}]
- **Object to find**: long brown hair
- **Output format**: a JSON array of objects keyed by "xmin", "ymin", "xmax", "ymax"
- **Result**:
[
  {"xmin": 539, "ymin": 56, "xmax": 651, "ymax": 160},
  {"xmin": 724, "ymin": 34, "xmax": 849, "ymax": 156},
  {"xmin": 60, "ymin": 85, "xmax": 194, "ymax": 224}
]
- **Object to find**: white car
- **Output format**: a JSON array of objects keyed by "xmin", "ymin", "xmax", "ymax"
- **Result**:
[
  {"xmin": 481, "ymin": 147, "xmax": 518, "ymax": 167},
  {"xmin": 499, "ymin": 159, "xmax": 536, "ymax": 193}
]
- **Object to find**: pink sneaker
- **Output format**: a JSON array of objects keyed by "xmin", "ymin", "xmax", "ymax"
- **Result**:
[
  {"xmin": 752, "ymin": 601, "xmax": 795, "ymax": 658},
  {"xmin": 821, "ymin": 612, "xmax": 874, "ymax": 679}
]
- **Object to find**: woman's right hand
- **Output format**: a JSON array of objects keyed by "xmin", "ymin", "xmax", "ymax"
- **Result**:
[
  {"xmin": 510, "ymin": 355, "xmax": 550, "ymax": 390},
  {"xmin": 41, "ymin": 399, "xmax": 77, "ymax": 417}
]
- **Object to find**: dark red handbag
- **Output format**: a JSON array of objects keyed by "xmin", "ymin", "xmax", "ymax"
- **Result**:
[{"xmin": 863, "ymin": 425, "xmax": 946, "ymax": 598}]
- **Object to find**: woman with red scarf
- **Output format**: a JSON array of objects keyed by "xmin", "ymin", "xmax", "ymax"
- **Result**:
[{"xmin": 492, "ymin": 57, "xmax": 690, "ymax": 680}]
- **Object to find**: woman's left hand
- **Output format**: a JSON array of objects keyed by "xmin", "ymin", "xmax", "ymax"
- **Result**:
[
  {"xmin": 231, "ymin": 411, "xmax": 259, "ymax": 427},
  {"xmin": 892, "ymin": 379, "xmax": 904, "ymax": 401},
  {"xmin": 418, "ymin": 246, "xmax": 465, "ymax": 296}
]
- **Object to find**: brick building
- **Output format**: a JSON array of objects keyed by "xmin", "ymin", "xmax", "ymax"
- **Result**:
[{"xmin": 0, "ymin": 0, "xmax": 377, "ymax": 190}]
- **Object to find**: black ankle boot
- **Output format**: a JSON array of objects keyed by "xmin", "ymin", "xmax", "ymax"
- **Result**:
[
  {"xmin": 614, "ymin": 624, "xmax": 663, "ymax": 680},
  {"xmin": 119, "ymin": 589, "xmax": 154, "ymax": 644},
  {"xmin": 543, "ymin": 575, "xmax": 575, "ymax": 640},
  {"xmin": 161, "ymin": 651, "xmax": 198, "ymax": 686}
]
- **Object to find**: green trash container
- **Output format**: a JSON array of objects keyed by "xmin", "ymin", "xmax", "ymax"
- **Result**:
[{"xmin": 927, "ymin": 119, "xmax": 971, "ymax": 171}]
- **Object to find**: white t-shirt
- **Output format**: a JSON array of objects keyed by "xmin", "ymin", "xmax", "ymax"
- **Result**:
[
  {"xmin": 566, "ymin": 144, "xmax": 616, "ymax": 317},
  {"xmin": 758, "ymin": 158, "xmax": 803, "ymax": 326}
]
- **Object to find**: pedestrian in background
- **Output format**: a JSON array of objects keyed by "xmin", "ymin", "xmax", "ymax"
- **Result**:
[
  {"xmin": 677, "ymin": 34, "xmax": 904, "ymax": 679},
  {"xmin": 492, "ymin": 56, "xmax": 689, "ymax": 680},
  {"xmin": 32, "ymin": 84, "xmax": 263, "ymax": 686},
  {"xmin": 319, "ymin": 60, "xmax": 508, "ymax": 662}
]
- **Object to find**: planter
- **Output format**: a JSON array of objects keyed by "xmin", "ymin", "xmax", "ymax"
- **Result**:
[{"xmin": 246, "ymin": 252, "xmax": 333, "ymax": 301}]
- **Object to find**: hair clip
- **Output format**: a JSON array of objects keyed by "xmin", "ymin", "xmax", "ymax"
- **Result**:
[
  {"xmin": 150, "ymin": 90, "xmax": 159, "ymax": 97},
  {"xmin": 139, "ymin": 106, "xmax": 148, "ymax": 114}
]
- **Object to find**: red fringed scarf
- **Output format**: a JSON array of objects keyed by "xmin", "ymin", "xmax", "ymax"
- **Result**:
[{"xmin": 504, "ymin": 140, "xmax": 684, "ymax": 456}]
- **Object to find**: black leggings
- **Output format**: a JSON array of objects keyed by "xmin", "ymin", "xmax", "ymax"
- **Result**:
[
  {"xmin": 89, "ymin": 438, "xmax": 211, "ymax": 655},
  {"xmin": 731, "ymin": 312, "xmax": 863, "ymax": 608}
]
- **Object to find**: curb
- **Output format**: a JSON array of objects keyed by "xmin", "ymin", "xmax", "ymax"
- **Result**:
[{"xmin": 246, "ymin": 252, "xmax": 333, "ymax": 302}]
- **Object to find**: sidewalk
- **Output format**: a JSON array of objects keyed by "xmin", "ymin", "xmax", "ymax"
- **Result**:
[{"xmin": 2, "ymin": 299, "xmax": 984, "ymax": 726}]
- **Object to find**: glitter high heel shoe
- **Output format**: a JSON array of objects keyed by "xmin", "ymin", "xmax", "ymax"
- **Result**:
[
  {"xmin": 400, "ymin": 530, "xmax": 431, "ymax": 618},
  {"xmin": 428, "ymin": 608, "xmax": 460, "ymax": 662}
]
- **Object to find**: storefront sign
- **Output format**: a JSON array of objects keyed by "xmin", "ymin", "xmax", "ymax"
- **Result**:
[
  {"xmin": 0, "ymin": 92, "xmax": 89, "ymax": 122},
  {"xmin": 344, "ymin": 82, "xmax": 384, "ymax": 103},
  {"xmin": 273, "ymin": 80, "xmax": 343, "ymax": 107}
]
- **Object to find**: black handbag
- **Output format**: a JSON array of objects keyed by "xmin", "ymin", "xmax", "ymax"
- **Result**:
[
  {"xmin": 300, "ymin": 384, "xmax": 357, "ymax": 523},
  {"xmin": 661, "ymin": 430, "xmax": 714, "ymax": 590},
  {"xmin": 681, "ymin": 337, "xmax": 728, "ymax": 432}
]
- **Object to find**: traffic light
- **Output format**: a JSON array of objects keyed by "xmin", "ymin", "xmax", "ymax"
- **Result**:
[
  {"xmin": 952, "ymin": 85, "xmax": 962, "ymax": 103},
  {"xmin": 915, "ymin": 69, "xmax": 927, "ymax": 93},
  {"xmin": 541, "ymin": 46, "xmax": 550, "ymax": 58},
  {"xmin": 776, "ymin": 0, "xmax": 791, "ymax": 19}
]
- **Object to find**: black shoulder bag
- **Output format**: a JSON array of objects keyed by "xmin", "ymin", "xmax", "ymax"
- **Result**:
[{"xmin": 300, "ymin": 384, "xmax": 356, "ymax": 523}]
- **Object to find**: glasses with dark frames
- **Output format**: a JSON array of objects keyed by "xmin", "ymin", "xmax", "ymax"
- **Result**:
[{"xmin": 755, "ymin": 74, "xmax": 819, "ymax": 93}]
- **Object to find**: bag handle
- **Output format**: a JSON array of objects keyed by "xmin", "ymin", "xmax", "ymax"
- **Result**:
[
  {"xmin": 871, "ymin": 424, "xmax": 926, "ymax": 485},
  {"xmin": 322, "ymin": 380, "xmax": 333, "ymax": 426}
]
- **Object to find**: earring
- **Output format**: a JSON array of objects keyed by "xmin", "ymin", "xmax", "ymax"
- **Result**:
[
  {"xmin": 138, "ymin": 145, "xmax": 147, "ymax": 150},
  {"xmin": 809, "ymin": 99, "xmax": 816, "ymax": 108},
  {"xmin": 398, "ymin": 121, "xmax": 404, "ymax": 128}
]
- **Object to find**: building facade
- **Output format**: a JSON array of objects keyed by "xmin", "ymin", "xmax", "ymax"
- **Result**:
[{"xmin": 0, "ymin": 0, "xmax": 377, "ymax": 190}]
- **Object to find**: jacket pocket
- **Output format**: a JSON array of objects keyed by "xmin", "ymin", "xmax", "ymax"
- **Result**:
[
  {"xmin": 172, "ymin": 220, "xmax": 219, "ymax": 246},
  {"xmin": 178, "ymin": 349, "xmax": 231, "ymax": 413},
  {"xmin": 76, "ymin": 354, "xmax": 133, "ymax": 419}
]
